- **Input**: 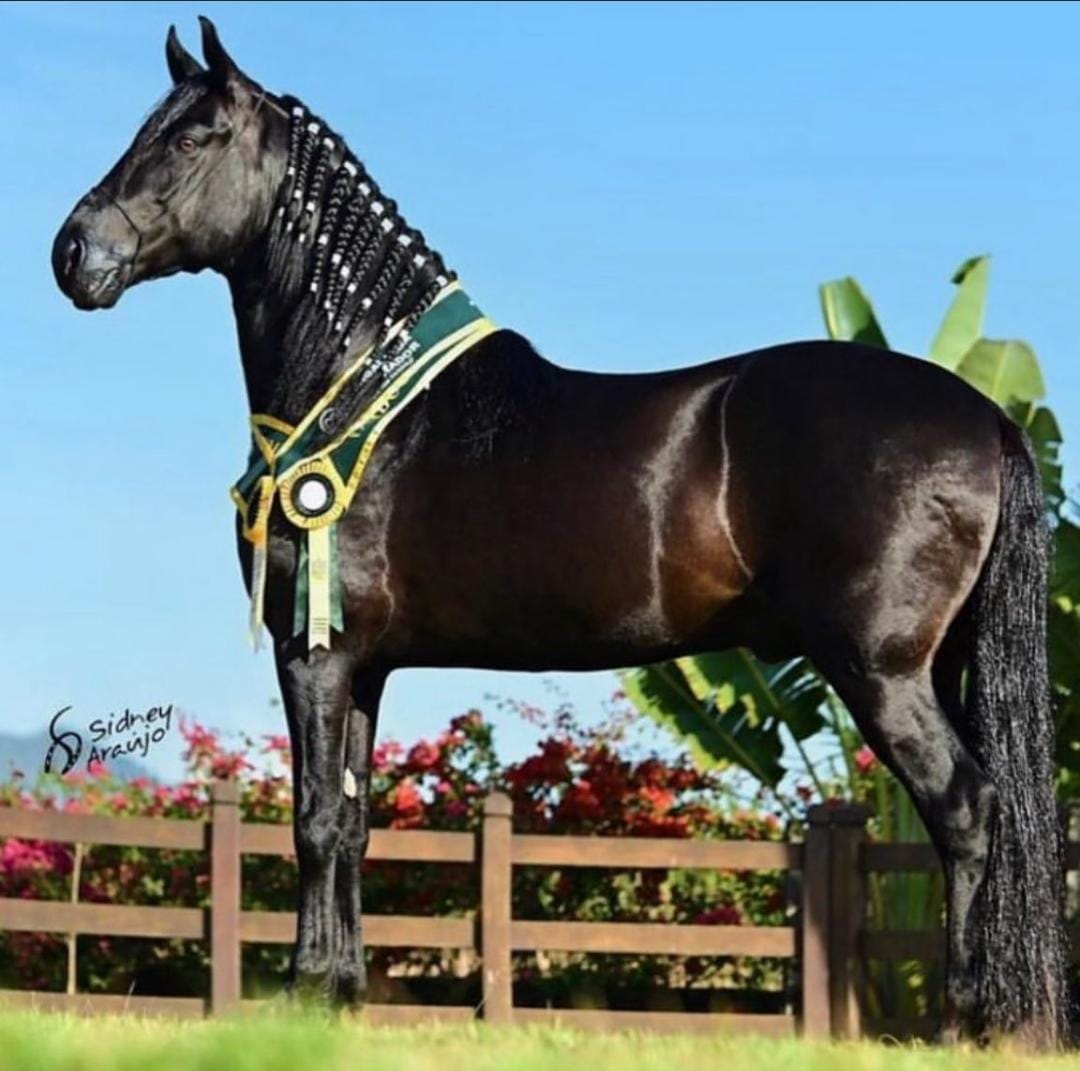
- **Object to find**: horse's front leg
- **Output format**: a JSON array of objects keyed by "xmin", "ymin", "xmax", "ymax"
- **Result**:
[
  {"xmin": 276, "ymin": 644, "xmax": 357, "ymax": 1002},
  {"xmin": 332, "ymin": 670, "xmax": 386, "ymax": 1007}
]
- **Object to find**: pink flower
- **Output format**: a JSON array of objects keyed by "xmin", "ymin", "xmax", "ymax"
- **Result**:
[
  {"xmin": 262, "ymin": 734, "xmax": 290, "ymax": 755},
  {"xmin": 372, "ymin": 740, "xmax": 404, "ymax": 771},
  {"xmin": 854, "ymin": 746, "xmax": 877, "ymax": 775}
]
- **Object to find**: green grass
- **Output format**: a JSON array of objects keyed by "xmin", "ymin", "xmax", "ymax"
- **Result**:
[{"xmin": 0, "ymin": 1012, "xmax": 1076, "ymax": 1071}]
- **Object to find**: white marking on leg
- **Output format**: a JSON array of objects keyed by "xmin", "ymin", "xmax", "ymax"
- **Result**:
[{"xmin": 343, "ymin": 767, "xmax": 357, "ymax": 799}]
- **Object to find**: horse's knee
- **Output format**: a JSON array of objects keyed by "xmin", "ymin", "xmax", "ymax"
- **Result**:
[{"xmin": 296, "ymin": 804, "xmax": 344, "ymax": 867}]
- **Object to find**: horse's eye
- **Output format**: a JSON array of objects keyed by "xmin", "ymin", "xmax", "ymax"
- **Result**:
[{"xmin": 176, "ymin": 135, "xmax": 198, "ymax": 155}]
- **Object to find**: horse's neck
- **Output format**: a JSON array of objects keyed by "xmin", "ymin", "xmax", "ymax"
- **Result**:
[
  {"xmin": 227, "ymin": 98, "xmax": 460, "ymax": 428},
  {"xmin": 227, "ymin": 268, "xmax": 363, "ymax": 420}
]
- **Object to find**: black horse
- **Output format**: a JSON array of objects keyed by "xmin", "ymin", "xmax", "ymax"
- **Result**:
[{"xmin": 51, "ymin": 18, "xmax": 1066, "ymax": 1047}]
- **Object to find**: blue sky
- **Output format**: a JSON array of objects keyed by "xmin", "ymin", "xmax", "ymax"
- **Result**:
[{"xmin": 1, "ymin": 1, "xmax": 1077, "ymax": 781}]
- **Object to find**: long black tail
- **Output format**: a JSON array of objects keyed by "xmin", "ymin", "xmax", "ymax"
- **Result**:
[{"xmin": 965, "ymin": 417, "xmax": 1068, "ymax": 1047}]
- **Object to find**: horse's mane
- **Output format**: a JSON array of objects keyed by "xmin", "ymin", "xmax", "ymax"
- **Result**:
[{"xmin": 259, "ymin": 94, "xmax": 456, "ymax": 425}]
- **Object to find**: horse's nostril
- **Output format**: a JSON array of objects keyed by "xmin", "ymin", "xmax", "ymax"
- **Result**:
[{"xmin": 63, "ymin": 235, "xmax": 84, "ymax": 279}]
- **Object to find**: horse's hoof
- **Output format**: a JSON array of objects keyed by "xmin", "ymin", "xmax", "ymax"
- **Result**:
[
  {"xmin": 332, "ymin": 966, "xmax": 368, "ymax": 1010},
  {"xmin": 286, "ymin": 965, "xmax": 337, "ymax": 1009},
  {"xmin": 937, "ymin": 1022, "xmax": 963, "ymax": 1047}
]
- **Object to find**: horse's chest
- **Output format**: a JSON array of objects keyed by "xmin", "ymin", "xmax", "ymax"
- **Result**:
[{"xmin": 256, "ymin": 494, "xmax": 394, "ymax": 647}]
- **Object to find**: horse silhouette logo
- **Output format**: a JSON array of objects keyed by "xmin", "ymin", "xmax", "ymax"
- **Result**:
[{"xmin": 43, "ymin": 706, "xmax": 82, "ymax": 775}]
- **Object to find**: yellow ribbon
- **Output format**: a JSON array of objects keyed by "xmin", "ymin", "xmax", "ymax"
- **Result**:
[
  {"xmin": 307, "ymin": 525, "xmax": 332, "ymax": 651},
  {"xmin": 246, "ymin": 476, "xmax": 275, "ymax": 649}
]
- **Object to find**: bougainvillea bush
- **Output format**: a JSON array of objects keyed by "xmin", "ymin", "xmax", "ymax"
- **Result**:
[{"xmin": 0, "ymin": 700, "xmax": 797, "ymax": 1011}]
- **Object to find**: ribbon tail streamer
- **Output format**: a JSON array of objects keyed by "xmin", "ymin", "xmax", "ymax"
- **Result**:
[
  {"xmin": 247, "ymin": 476, "xmax": 274, "ymax": 650},
  {"xmin": 307, "ymin": 525, "xmax": 333, "ymax": 651}
]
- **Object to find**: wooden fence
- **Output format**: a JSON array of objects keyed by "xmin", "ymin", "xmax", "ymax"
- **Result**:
[{"xmin": 0, "ymin": 785, "xmax": 1076, "ymax": 1037}]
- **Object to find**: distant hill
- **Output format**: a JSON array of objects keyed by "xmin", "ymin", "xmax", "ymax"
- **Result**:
[{"xmin": 0, "ymin": 729, "xmax": 152, "ymax": 783}]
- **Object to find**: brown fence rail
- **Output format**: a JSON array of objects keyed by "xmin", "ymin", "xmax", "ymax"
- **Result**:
[{"xmin": 0, "ymin": 788, "xmax": 1075, "ymax": 1037}]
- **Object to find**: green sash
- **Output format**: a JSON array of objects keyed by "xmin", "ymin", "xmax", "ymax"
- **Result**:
[{"xmin": 231, "ymin": 284, "xmax": 495, "ymax": 650}]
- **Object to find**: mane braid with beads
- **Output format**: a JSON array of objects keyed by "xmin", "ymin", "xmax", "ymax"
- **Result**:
[{"xmin": 262, "ymin": 96, "xmax": 455, "ymax": 433}]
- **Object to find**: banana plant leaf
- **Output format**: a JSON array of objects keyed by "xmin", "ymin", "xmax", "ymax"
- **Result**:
[
  {"xmin": 819, "ymin": 277, "xmax": 888, "ymax": 348},
  {"xmin": 929, "ymin": 255, "xmax": 989, "ymax": 370},
  {"xmin": 955, "ymin": 338, "xmax": 1044, "ymax": 405},
  {"xmin": 680, "ymin": 651, "xmax": 827, "ymax": 741},
  {"xmin": 619, "ymin": 661, "xmax": 786, "ymax": 787}
]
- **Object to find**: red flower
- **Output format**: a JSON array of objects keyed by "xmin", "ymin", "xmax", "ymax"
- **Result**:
[
  {"xmin": 695, "ymin": 903, "xmax": 741, "ymax": 926},
  {"xmin": 390, "ymin": 779, "xmax": 424, "ymax": 828},
  {"xmin": 637, "ymin": 784, "xmax": 675, "ymax": 814},
  {"xmin": 406, "ymin": 740, "xmax": 441, "ymax": 772}
]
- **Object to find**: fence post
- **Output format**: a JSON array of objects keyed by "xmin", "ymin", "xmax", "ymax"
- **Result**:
[
  {"xmin": 480, "ymin": 791, "xmax": 513, "ymax": 1023},
  {"xmin": 804, "ymin": 804, "xmax": 870, "ymax": 1039},
  {"xmin": 800, "ymin": 810, "xmax": 831, "ymax": 1039},
  {"xmin": 210, "ymin": 778, "xmax": 241, "ymax": 1016},
  {"xmin": 829, "ymin": 803, "xmax": 868, "ymax": 1040}
]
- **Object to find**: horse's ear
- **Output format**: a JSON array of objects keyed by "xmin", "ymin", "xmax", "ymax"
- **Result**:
[
  {"xmin": 198, "ymin": 15, "xmax": 242, "ymax": 92},
  {"xmin": 166, "ymin": 25, "xmax": 203, "ymax": 85}
]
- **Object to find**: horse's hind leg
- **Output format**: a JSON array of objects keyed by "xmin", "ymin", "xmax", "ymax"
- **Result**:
[{"xmin": 817, "ymin": 658, "xmax": 996, "ymax": 1039}]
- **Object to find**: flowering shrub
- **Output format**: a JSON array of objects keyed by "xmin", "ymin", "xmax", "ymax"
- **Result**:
[{"xmin": 0, "ymin": 702, "xmax": 795, "ymax": 1010}]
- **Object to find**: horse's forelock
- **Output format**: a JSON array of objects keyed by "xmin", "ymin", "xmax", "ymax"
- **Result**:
[{"xmin": 132, "ymin": 81, "xmax": 211, "ymax": 150}]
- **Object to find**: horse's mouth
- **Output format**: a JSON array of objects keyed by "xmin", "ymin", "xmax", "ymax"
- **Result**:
[{"xmin": 69, "ymin": 264, "xmax": 129, "ymax": 311}]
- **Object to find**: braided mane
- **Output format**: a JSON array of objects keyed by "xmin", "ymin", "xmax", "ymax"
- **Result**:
[{"xmin": 260, "ymin": 96, "xmax": 456, "ymax": 428}]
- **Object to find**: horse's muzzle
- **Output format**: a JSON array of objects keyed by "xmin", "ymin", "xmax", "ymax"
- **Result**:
[{"xmin": 52, "ymin": 197, "xmax": 137, "ymax": 310}]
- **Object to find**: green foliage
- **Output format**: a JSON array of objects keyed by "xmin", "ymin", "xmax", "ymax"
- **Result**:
[
  {"xmin": 928, "ymin": 254, "xmax": 988, "ymax": 369},
  {"xmin": 956, "ymin": 339, "xmax": 1044, "ymax": 405},
  {"xmin": 619, "ymin": 661, "xmax": 783, "ymax": 789},
  {"xmin": 818, "ymin": 277, "xmax": 887, "ymax": 348}
]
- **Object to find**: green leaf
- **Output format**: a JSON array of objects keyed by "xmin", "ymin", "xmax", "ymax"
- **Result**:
[
  {"xmin": 682, "ymin": 651, "xmax": 827, "ymax": 741},
  {"xmin": 954, "ymin": 338, "xmax": 1044, "ymax": 405},
  {"xmin": 929, "ymin": 255, "xmax": 989, "ymax": 370},
  {"xmin": 819, "ymin": 277, "xmax": 889, "ymax": 348},
  {"xmin": 618, "ymin": 662, "xmax": 786, "ymax": 786}
]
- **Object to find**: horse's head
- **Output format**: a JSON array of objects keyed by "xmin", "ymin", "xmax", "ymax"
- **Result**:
[{"xmin": 52, "ymin": 17, "xmax": 281, "ymax": 310}]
